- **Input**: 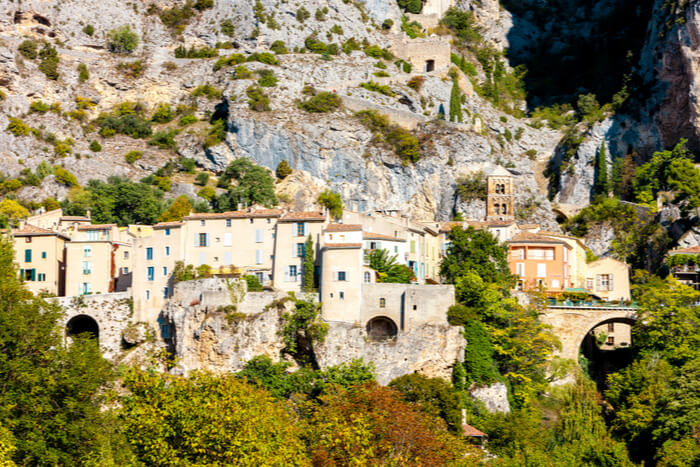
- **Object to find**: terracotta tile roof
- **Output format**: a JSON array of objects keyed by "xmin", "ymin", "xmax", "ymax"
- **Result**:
[
  {"xmin": 13, "ymin": 224, "xmax": 69, "ymax": 240},
  {"xmin": 439, "ymin": 220, "xmax": 513, "ymax": 233},
  {"xmin": 77, "ymin": 224, "xmax": 117, "ymax": 230},
  {"xmin": 363, "ymin": 232, "xmax": 405, "ymax": 241},
  {"xmin": 279, "ymin": 211, "xmax": 326, "ymax": 222},
  {"xmin": 183, "ymin": 209, "xmax": 282, "ymax": 220},
  {"xmin": 154, "ymin": 221, "xmax": 183, "ymax": 229},
  {"xmin": 508, "ymin": 232, "xmax": 572, "ymax": 247},
  {"xmin": 324, "ymin": 223, "xmax": 362, "ymax": 232},
  {"xmin": 518, "ymin": 223, "xmax": 539, "ymax": 229},
  {"xmin": 59, "ymin": 216, "xmax": 90, "ymax": 221},
  {"xmin": 670, "ymin": 246, "xmax": 700, "ymax": 254},
  {"xmin": 323, "ymin": 242, "xmax": 362, "ymax": 249},
  {"xmin": 462, "ymin": 424, "xmax": 487, "ymax": 438}
]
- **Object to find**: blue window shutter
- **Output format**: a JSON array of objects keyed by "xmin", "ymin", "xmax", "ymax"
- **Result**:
[
  {"xmin": 24, "ymin": 249, "xmax": 31, "ymax": 262},
  {"xmin": 256, "ymin": 249, "xmax": 263, "ymax": 264}
]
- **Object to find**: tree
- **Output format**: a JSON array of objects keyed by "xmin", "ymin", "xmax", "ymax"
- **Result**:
[
  {"xmin": 276, "ymin": 160, "xmax": 292, "ymax": 179},
  {"xmin": 461, "ymin": 319, "xmax": 501, "ymax": 386},
  {"xmin": 388, "ymin": 373, "xmax": 463, "ymax": 433},
  {"xmin": 194, "ymin": 172, "xmax": 209, "ymax": 186},
  {"xmin": 215, "ymin": 159, "xmax": 277, "ymax": 210},
  {"xmin": 280, "ymin": 297, "xmax": 328, "ymax": 363},
  {"xmin": 0, "ymin": 235, "xmax": 132, "ymax": 464},
  {"xmin": 367, "ymin": 249, "xmax": 415, "ymax": 283},
  {"xmin": 107, "ymin": 25, "xmax": 139, "ymax": 54},
  {"xmin": 303, "ymin": 234, "xmax": 315, "ymax": 292},
  {"xmin": 306, "ymin": 383, "xmax": 470, "ymax": 465},
  {"xmin": 449, "ymin": 79, "xmax": 462, "ymax": 123},
  {"xmin": 317, "ymin": 189, "xmax": 343, "ymax": 219},
  {"xmin": 158, "ymin": 195, "xmax": 192, "ymax": 222},
  {"xmin": 593, "ymin": 141, "xmax": 609, "ymax": 198},
  {"xmin": 120, "ymin": 369, "xmax": 309, "ymax": 466},
  {"xmin": 0, "ymin": 200, "xmax": 28, "ymax": 225}
]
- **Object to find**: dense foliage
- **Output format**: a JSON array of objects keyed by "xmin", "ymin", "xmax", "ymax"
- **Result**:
[
  {"xmin": 367, "ymin": 248, "xmax": 415, "ymax": 283},
  {"xmin": 215, "ymin": 158, "xmax": 278, "ymax": 210}
]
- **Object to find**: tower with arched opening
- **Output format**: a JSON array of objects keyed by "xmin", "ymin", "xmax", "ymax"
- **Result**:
[{"xmin": 486, "ymin": 167, "xmax": 515, "ymax": 221}]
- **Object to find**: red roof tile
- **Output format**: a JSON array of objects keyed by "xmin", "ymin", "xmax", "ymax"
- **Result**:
[
  {"xmin": 462, "ymin": 424, "xmax": 487, "ymax": 438},
  {"xmin": 323, "ymin": 242, "xmax": 363, "ymax": 249},
  {"xmin": 279, "ymin": 211, "xmax": 326, "ymax": 222},
  {"xmin": 508, "ymin": 232, "xmax": 572, "ymax": 247},
  {"xmin": 670, "ymin": 246, "xmax": 700, "ymax": 254},
  {"xmin": 154, "ymin": 221, "xmax": 183, "ymax": 229},
  {"xmin": 324, "ymin": 223, "xmax": 362, "ymax": 232},
  {"xmin": 183, "ymin": 209, "xmax": 282, "ymax": 220},
  {"xmin": 77, "ymin": 224, "xmax": 117, "ymax": 230},
  {"xmin": 363, "ymin": 232, "xmax": 404, "ymax": 241},
  {"xmin": 13, "ymin": 224, "xmax": 69, "ymax": 240}
]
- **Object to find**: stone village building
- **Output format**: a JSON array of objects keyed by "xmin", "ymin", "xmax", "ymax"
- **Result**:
[{"xmin": 10, "ymin": 166, "xmax": 631, "ymax": 348}]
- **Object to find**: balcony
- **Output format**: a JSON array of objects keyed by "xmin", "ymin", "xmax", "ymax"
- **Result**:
[{"xmin": 546, "ymin": 297, "xmax": 638, "ymax": 310}]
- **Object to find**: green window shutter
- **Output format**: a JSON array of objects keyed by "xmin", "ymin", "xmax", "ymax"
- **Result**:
[
  {"xmin": 24, "ymin": 249, "xmax": 31, "ymax": 262},
  {"xmin": 29, "ymin": 269, "xmax": 35, "ymax": 281}
]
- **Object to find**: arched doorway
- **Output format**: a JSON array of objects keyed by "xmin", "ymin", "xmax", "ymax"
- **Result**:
[
  {"xmin": 66, "ymin": 314, "xmax": 99, "ymax": 341},
  {"xmin": 366, "ymin": 316, "xmax": 398, "ymax": 340},
  {"xmin": 579, "ymin": 317, "xmax": 635, "ymax": 390},
  {"xmin": 425, "ymin": 59, "xmax": 435, "ymax": 72}
]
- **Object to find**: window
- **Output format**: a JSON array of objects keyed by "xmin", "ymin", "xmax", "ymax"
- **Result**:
[
  {"xmin": 165, "ymin": 246, "xmax": 170, "ymax": 256},
  {"xmin": 198, "ymin": 252, "xmax": 206, "ymax": 266},
  {"xmin": 413, "ymin": 304, "xmax": 417, "ymax": 310},
  {"xmin": 223, "ymin": 233, "xmax": 232, "ymax": 247},
  {"xmin": 607, "ymin": 323, "xmax": 615, "ymax": 332},
  {"xmin": 163, "ymin": 287, "xmax": 169, "ymax": 298},
  {"xmin": 394, "ymin": 245, "xmax": 398, "ymax": 253},
  {"xmin": 87, "ymin": 230, "xmax": 98, "ymax": 241},
  {"xmin": 41, "ymin": 251, "xmax": 47, "ymax": 259},
  {"xmin": 296, "ymin": 243, "xmax": 305, "ymax": 257},
  {"xmin": 165, "ymin": 228, "xmax": 171, "ymax": 236},
  {"xmin": 598, "ymin": 274, "xmax": 613, "ymax": 291},
  {"xmin": 552, "ymin": 279, "xmax": 560, "ymax": 289},
  {"xmin": 288, "ymin": 265, "xmax": 297, "ymax": 281},
  {"xmin": 124, "ymin": 251, "xmax": 129, "ymax": 259},
  {"xmin": 22, "ymin": 269, "xmax": 35, "ymax": 281},
  {"xmin": 256, "ymin": 249, "xmax": 263, "ymax": 264},
  {"xmin": 200, "ymin": 220, "xmax": 205, "ymax": 226},
  {"xmin": 337, "ymin": 271, "xmax": 346, "ymax": 281},
  {"xmin": 123, "ymin": 267, "xmax": 129, "ymax": 274},
  {"xmin": 586, "ymin": 278, "xmax": 594, "ymax": 290},
  {"xmin": 147, "ymin": 267, "xmax": 154, "ymax": 281},
  {"xmin": 83, "ymin": 246, "xmax": 91, "ymax": 257},
  {"xmin": 296, "ymin": 222, "xmax": 305, "ymax": 236},
  {"xmin": 25, "ymin": 237, "xmax": 31, "ymax": 243},
  {"xmin": 379, "ymin": 298, "xmax": 386, "ymax": 308},
  {"xmin": 249, "ymin": 218, "xmax": 254, "ymax": 224},
  {"xmin": 24, "ymin": 249, "xmax": 31, "ymax": 263},
  {"xmin": 537, "ymin": 263, "xmax": 547, "ymax": 278},
  {"xmin": 255, "ymin": 229, "xmax": 263, "ymax": 243},
  {"xmin": 606, "ymin": 336, "xmax": 615, "ymax": 345},
  {"xmin": 82, "ymin": 282, "xmax": 91, "ymax": 294},
  {"xmin": 37, "ymin": 273, "xmax": 45, "ymax": 281},
  {"xmin": 145, "ymin": 290, "xmax": 150, "ymax": 300},
  {"xmin": 146, "ymin": 247, "xmax": 153, "ymax": 260},
  {"xmin": 198, "ymin": 233, "xmax": 208, "ymax": 247},
  {"xmin": 82, "ymin": 261, "xmax": 92, "ymax": 275},
  {"xmin": 364, "ymin": 271, "xmax": 371, "ymax": 283},
  {"xmin": 516, "ymin": 263, "xmax": 525, "ymax": 277},
  {"xmin": 339, "ymin": 291, "xmax": 345, "ymax": 300},
  {"xmin": 255, "ymin": 272, "xmax": 264, "ymax": 284},
  {"xmin": 163, "ymin": 266, "xmax": 168, "ymax": 276},
  {"xmin": 226, "ymin": 219, "xmax": 232, "ymax": 227},
  {"xmin": 370, "ymin": 241, "xmax": 377, "ymax": 250}
]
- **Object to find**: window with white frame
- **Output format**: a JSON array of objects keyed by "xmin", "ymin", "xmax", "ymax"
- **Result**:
[{"xmin": 83, "ymin": 246, "xmax": 91, "ymax": 257}]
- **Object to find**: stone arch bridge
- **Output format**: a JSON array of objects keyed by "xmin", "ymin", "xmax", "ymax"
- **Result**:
[
  {"xmin": 540, "ymin": 304, "xmax": 638, "ymax": 361},
  {"xmin": 56, "ymin": 292, "xmax": 134, "ymax": 359}
]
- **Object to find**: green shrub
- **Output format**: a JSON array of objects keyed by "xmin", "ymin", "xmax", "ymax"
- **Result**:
[
  {"xmin": 407, "ymin": 75, "xmax": 424, "ymax": 91},
  {"xmin": 198, "ymin": 186, "xmax": 216, "ymax": 200},
  {"xmin": 213, "ymin": 53, "xmax": 246, "ymax": 71},
  {"xmin": 329, "ymin": 24, "xmax": 343, "ymax": 35},
  {"xmin": 38, "ymin": 44, "xmax": 59, "ymax": 80},
  {"xmin": 363, "ymin": 45, "xmax": 392, "ymax": 60},
  {"xmin": 296, "ymin": 6, "xmax": 310, "ymax": 23},
  {"xmin": 180, "ymin": 157, "xmax": 196, "ymax": 173},
  {"xmin": 315, "ymin": 7, "xmax": 327, "ymax": 21},
  {"xmin": 244, "ymin": 274, "xmax": 263, "ymax": 291},
  {"xmin": 195, "ymin": 172, "xmax": 210, "ymax": 185},
  {"xmin": 526, "ymin": 149, "xmax": 537, "ymax": 160},
  {"xmin": 18, "ymin": 40, "xmax": 38, "ymax": 59},
  {"xmin": 154, "ymin": 176, "xmax": 172, "ymax": 191},
  {"xmin": 382, "ymin": 18, "xmax": 394, "ymax": 29},
  {"xmin": 246, "ymin": 86, "xmax": 270, "ymax": 111},
  {"xmin": 360, "ymin": 81, "xmax": 394, "ymax": 97},
  {"xmin": 117, "ymin": 60, "xmax": 145, "ymax": 78},
  {"xmin": 29, "ymin": 101, "xmax": 50, "ymax": 113},
  {"xmin": 220, "ymin": 19, "xmax": 236, "ymax": 37},
  {"xmin": 397, "ymin": 0, "xmax": 422, "ymax": 14},
  {"xmin": 53, "ymin": 166, "xmax": 78, "ymax": 186},
  {"xmin": 232, "ymin": 65, "xmax": 253, "ymax": 79},
  {"xmin": 257, "ymin": 69, "xmax": 278, "ymax": 87},
  {"xmin": 204, "ymin": 119, "xmax": 226, "ymax": 148},
  {"xmin": 53, "ymin": 138, "xmax": 73, "ymax": 157},
  {"xmin": 174, "ymin": 46, "xmax": 218, "ymax": 59},
  {"xmin": 149, "ymin": 130, "xmax": 178, "ymax": 149},
  {"xmin": 341, "ymin": 38, "xmax": 361, "ymax": 54},
  {"xmin": 7, "ymin": 118, "xmax": 30, "ymax": 137},
  {"xmin": 83, "ymin": 24, "xmax": 95, "ymax": 36},
  {"xmin": 151, "ymin": 104, "xmax": 174, "ymax": 123},
  {"xmin": 99, "ymin": 114, "xmax": 152, "ymax": 138},
  {"xmin": 124, "ymin": 150, "xmax": 143, "ymax": 164},
  {"xmin": 270, "ymin": 40, "xmax": 288, "ymax": 54},
  {"xmin": 107, "ymin": 25, "xmax": 139, "ymax": 54},
  {"xmin": 89, "ymin": 140, "xmax": 102, "ymax": 152},
  {"xmin": 194, "ymin": 0, "xmax": 214, "ymax": 10},
  {"xmin": 191, "ymin": 84, "xmax": 223, "ymax": 100},
  {"xmin": 276, "ymin": 160, "xmax": 292, "ymax": 179},
  {"xmin": 298, "ymin": 92, "xmax": 342, "ymax": 113},
  {"xmin": 317, "ymin": 190, "xmax": 343, "ymax": 219},
  {"xmin": 247, "ymin": 52, "xmax": 278, "ymax": 65},
  {"xmin": 400, "ymin": 15, "xmax": 424, "ymax": 38},
  {"xmin": 78, "ymin": 63, "xmax": 90, "ymax": 82},
  {"xmin": 355, "ymin": 110, "xmax": 421, "ymax": 164},
  {"xmin": 179, "ymin": 114, "xmax": 197, "ymax": 126},
  {"xmin": 373, "ymin": 71, "xmax": 389, "ymax": 77}
]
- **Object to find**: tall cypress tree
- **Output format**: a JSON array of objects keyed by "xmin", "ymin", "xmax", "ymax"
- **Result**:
[
  {"xmin": 594, "ymin": 142, "xmax": 609, "ymax": 198},
  {"xmin": 303, "ymin": 234, "xmax": 315, "ymax": 292},
  {"xmin": 449, "ymin": 79, "xmax": 462, "ymax": 123}
]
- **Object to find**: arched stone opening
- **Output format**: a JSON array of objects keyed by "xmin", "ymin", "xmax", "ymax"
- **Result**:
[
  {"xmin": 66, "ymin": 314, "xmax": 99, "ymax": 341},
  {"xmin": 366, "ymin": 316, "xmax": 398, "ymax": 340},
  {"xmin": 579, "ymin": 317, "xmax": 635, "ymax": 389}
]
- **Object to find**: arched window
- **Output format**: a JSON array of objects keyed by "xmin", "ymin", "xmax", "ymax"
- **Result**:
[
  {"xmin": 364, "ymin": 271, "xmax": 371, "ymax": 283},
  {"xmin": 379, "ymin": 298, "xmax": 386, "ymax": 308},
  {"xmin": 494, "ymin": 203, "xmax": 500, "ymax": 215},
  {"xmin": 502, "ymin": 204, "xmax": 507, "ymax": 215}
]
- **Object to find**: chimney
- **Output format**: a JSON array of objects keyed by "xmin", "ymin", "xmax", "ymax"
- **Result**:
[{"xmin": 86, "ymin": 209, "xmax": 91, "ymax": 220}]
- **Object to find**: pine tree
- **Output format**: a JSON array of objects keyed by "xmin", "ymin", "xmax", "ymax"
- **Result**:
[
  {"xmin": 449, "ymin": 79, "xmax": 462, "ymax": 123},
  {"xmin": 594, "ymin": 142, "xmax": 609, "ymax": 198},
  {"xmin": 303, "ymin": 234, "xmax": 315, "ymax": 292}
]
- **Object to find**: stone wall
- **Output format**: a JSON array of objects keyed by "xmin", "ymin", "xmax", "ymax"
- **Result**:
[
  {"xmin": 56, "ymin": 292, "xmax": 133, "ymax": 359},
  {"xmin": 389, "ymin": 36, "xmax": 452, "ymax": 74}
]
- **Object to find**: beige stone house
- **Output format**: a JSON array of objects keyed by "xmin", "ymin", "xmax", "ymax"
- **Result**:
[
  {"xmin": 12, "ymin": 224, "xmax": 69, "ymax": 296},
  {"xmin": 273, "ymin": 211, "xmax": 327, "ymax": 292}
]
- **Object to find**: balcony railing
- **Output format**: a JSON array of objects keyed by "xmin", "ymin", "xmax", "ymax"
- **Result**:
[{"xmin": 547, "ymin": 298, "xmax": 638, "ymax": 310}]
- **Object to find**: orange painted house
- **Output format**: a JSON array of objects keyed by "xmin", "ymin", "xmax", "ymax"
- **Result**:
[{"xmin": 507, "ymin": 232, "xmax": 572, "ymax": 292}]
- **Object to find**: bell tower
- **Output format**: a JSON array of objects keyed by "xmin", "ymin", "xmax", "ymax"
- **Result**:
[{"xmin": 486, "ymin": 167, "xmax": 514, "ymax": 221}]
